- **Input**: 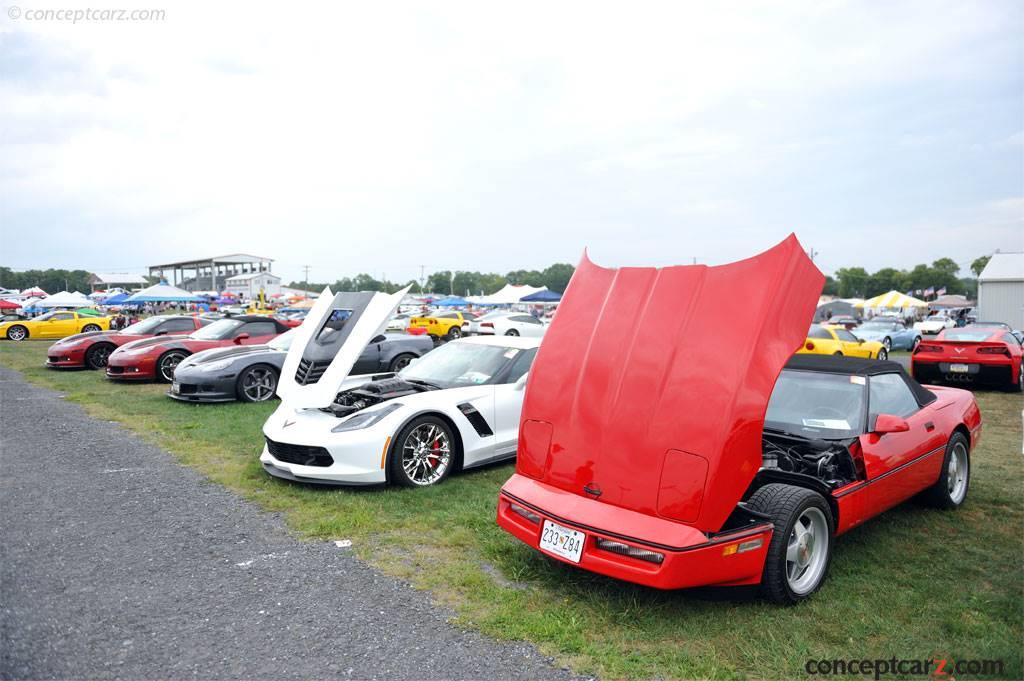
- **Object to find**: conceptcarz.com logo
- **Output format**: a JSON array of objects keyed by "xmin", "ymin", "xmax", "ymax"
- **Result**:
[{"xmin": 804, "ymin": 657, "xmax": 1006, "ymax": 679}]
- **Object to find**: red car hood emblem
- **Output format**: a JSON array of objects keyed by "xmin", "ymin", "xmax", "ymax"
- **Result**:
[{"xmin": 513, "ymin": 234, "xmax": 823, "ymax": 533}]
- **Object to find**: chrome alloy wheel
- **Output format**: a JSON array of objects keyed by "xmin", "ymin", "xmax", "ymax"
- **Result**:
[
  {"xmin": 401, "ymin": 423, "xmax": 452, "ymax": 486},
  {"xmin": 786, "ymin": 507, "xmax": 830, "ymax": 595},
  {"xmin": 159, "ymin": 352, "xmax": 186, "ymax": 382},
  {"xmin": 8, "ymin": 326, "xmax": 27, "ymax": 341},
  {"xmin": 242, "ymin": 367, "xmax": 277, "ymax": 401},
  {"xmin": 947, "ymin": 441, "xmax": 969, "ymax": 504}
]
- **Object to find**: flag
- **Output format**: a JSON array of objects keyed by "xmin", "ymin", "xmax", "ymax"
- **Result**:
[
  {"xmin": 915, "ymin": 289, "xmax": 923, "ymax": 295},
  {"xmin": 906, "ymin": 290, "xmax": 913, "ymax": 296},
  {"xmin": 936, "ymin": 287, "xmax": 947, "ymax": 296},
  {"xmin": 924, "ymin": 287, "xmax": 935, "ymax": 297}
]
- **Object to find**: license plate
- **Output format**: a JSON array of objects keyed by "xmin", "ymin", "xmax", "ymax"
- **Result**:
[
  {"xmin": 539, "ymin": 520, "xmax": 585, "ymax": 563},
  {"xmin": 949, "ymin": 363, "xmax": 970, "ymax": 373},
  {"xmin": 171, "ymin": 382, "xmax": 180, "ymax": 393}
]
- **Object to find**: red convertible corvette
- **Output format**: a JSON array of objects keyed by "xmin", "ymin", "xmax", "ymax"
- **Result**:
[
  {"xmin": 106, "ymin": 315, "xmax": 290, "ymax": 382},
  {"xmin": 47, "ymin": 315, "xmax": 212, "ymax": 370},
  {"xmin": 496, "ymin": 236, "xmax": 981, "ymax": 603},
  {"xmin": 912, "ymin": 323, "xmax": 1023, "ymax": 392}
]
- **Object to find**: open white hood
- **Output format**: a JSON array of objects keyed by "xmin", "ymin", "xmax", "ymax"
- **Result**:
[{"xmin": 277, "ymin": 286, "xmax": 410, "ymax": 409}]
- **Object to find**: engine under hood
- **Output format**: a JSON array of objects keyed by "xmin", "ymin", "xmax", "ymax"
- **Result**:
[
  {"xmin": 277, "ymin": 286, "xmax": 410, "ymax": 409},
  {"xmin": 515, "ymin": 234, "xmax": 824, "ymax": 533}
]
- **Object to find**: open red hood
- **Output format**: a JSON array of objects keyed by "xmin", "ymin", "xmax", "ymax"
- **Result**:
[{"xmin": 514, "ymin": 234, "xmax": 823, "ymax": 533}]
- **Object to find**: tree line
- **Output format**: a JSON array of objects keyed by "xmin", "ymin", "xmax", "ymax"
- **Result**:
[{"xmin": 824, "ymin": 255, "xmax": 990, "ymax": 300}]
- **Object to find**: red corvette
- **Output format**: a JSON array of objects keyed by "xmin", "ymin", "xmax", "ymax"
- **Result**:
[
  {"xmin": 496, "ymin": 236, "xmax": 981, "ymax": 603},
  {"xmin": 106, "ymin": 315, "xmax": 290, "ymax": 382},
  {"xmin": 46, "ymin": 315, "xmax": 212, "ymax": 370},
  {"xmin": 912, "ymin": 323, "xmax": 1023, "ymax": 392}
]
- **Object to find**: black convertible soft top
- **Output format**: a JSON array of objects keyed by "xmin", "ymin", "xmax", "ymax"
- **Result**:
[{"xmin": 784, "ymin": 354, "xmax": 937, "ymax": 407}]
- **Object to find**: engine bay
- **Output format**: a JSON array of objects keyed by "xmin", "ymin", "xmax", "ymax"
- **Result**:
[
  {"xmin": 322, "ymin": 377, "xmax": 435, "ymax": 417},
  {"xmin": 762, "ymin": 431, "xmax": 861, "ymax": 489}
]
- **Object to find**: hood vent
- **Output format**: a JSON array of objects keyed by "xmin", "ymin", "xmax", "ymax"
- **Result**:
[{"xmin": 295, "ymin": 358, "xmax": 331, "ymax": 385}]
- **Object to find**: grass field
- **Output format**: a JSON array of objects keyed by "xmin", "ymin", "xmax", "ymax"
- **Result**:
[{"xmin": 2, "ymin": 340, "xmax": 1021, "ymax": 680}]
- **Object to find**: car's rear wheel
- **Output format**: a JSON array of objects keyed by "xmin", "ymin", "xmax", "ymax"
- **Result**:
[
  {"xmin": 505, "ymin": 329, "xmax": 520, "ymax": 336},
  {"xmin": 156, "ymin": 350, "xmax": 189, "ymax": 383},
  {"xmin": 882, "ymin": 337, "xmax": 892, "ymax": 351},
  {"xmin": 833, "ymin": 351, "xmax": 843, "ymax": 356},
  {"xmin": 388, "ymin": 353, "xmax": 416, "ymax": 372},
  {"xmin": 911, "ymin": 337, "xmax": 921, "ymax": 351},
  {"xmin": 447, "ymin": 326, "xmax": 462, "ymax": 340},
  {"xmin": 876, "ymin": 348, "xmax": 888, "ymax": 361},
  {"xmin": 85, "ymin": 343, "xmax": 115, "ymax": 369},
  {"xmin": 923, "ymin": 433, "xmax": 970, "ymax": 508},
  {"xmin": 6, "ymin": 325, "xmax": 28, "ymax": 341},
  {"xmin": 390, "ymin": 415, "xmax": 457, "ymax": 487},
  {"xmin": 236, "ymin": 364, "xmax": 278, "ymax": 402},
  {"xmin": 747, "ymin": 484, "xmax": 834, "ymax": 604},
  {"xmin": 82, "ymin": 324, "xmax": 101, "ymax": 333},
  {"xmin": 1011, "ymin": 363, "xmax": 1023, "ymax": 393}
]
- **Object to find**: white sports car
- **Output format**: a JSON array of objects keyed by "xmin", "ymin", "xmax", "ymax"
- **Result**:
[
  {"xmin": 260, "ymin": 287, "xmax": 540, "ymax": 487},
  {"xmin": 913, "ymin": 312, "xmax": 956, "ymax": 335}
]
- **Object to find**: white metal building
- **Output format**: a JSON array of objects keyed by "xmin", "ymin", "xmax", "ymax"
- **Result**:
[
  {"xmin": 223, "ymin": 271, "xmax": 282, "ymax": 300},
  {"xmin": 977, "ymin": 252, "xmax": 1024, "ymax": 329}
]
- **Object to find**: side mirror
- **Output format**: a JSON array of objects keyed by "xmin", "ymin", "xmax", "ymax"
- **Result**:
[
  {"xmin": 155, "ymin": 330, "xmax": 167, "ymax": 336},
  {"xmin": 233, "ymin": 333, "xmax": 250, "ymax": 344},
  {"xmin": 873, "ymin": 413, "xmax": 909, "ymax": 434},
  {"xmin": 513, "ymin": 372, "xmax": 530, "ymax": 391}
]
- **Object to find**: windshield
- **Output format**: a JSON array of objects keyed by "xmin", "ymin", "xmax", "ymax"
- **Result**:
[
  {"xmin": 122, "ymin": 317, "xmax": 166, "ymax": 335},
  {"xmin": 859, "ymin": 321, "xmax": 894, "ymax": 330},
  {"xmin": 765, "ymin": 370, "xmax": 866, "ymax": 439},
  {"xmin": 941, "ymin": 329, "xmax": 994, "ymax": 342},
  {"xmin": 33, "ymin": 312, "xmax": 60, "ymax": 321},
  {"xmin": 268, "ymin": 329, "xmax": 295, "ymax": 351},
  {"xmin": 399, "ymin": 342, "xmax": 519, "ymax": 388},
  {"xmin": 190, "ymin": 318, "xmax": 244, "ymax": 340}
]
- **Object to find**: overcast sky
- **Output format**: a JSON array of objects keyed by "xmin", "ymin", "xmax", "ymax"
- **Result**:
[{"xmin": 2, "ymin": 1, "xmax": 1021, "ymax": 286}]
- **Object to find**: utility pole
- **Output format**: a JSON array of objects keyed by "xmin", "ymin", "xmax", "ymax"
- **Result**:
[
  {"xmin": 419, "ymin": 265, "xmax": 426, "ymax": 294},
  {"xmin": 807, "ymin": 247, "xmax": 818, "ymax": 263},
  {"xmin": 302, "ymin": 265, "xmax": 311, "ymax": 297}
]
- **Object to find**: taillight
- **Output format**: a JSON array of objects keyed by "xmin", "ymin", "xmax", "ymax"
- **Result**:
[
  {"xmin": 805, "ymin": 341, "xmax": 815, "ymax": 351},
  {"xmin": 915, "ymin": 344, "xmax": 943, "ymax": 354},
  {"xmin": 978, "ymin": 346, "xmax": 1011, "ymax": 357},
  {"xmin": 481, "ymin": 322, "xmax": 494, "ymax": 328}
]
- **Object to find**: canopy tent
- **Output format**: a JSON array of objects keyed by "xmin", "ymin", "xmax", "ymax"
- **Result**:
[
  {"xmin": 76, "ymin": 307, "xmax": 105, "ymax": 316},
  {"xmin": 290, "ymin": 298, "xmax": 318, "ymax": 310},
  {"xmin": 101, "ymin": 292, "xmax": 132, "ymax": 305},
  {"xmin": 0, "ymin": 299, "xmax": 22, "ymax": 310},
  {"xmin": 35, "ymin": 291, "xmax": 96, "ymax": 309},
  {"xmin": 520, "ymin": 289, "xmax": 562, "ymax": 303},
  {"xmin": 433, "ymin": 296, "xmax": 470, "ymax": 307},
  {"xmin": 929, "ymin": 294, "xmax": 974, "ymax": 309},
  {"xmin": 20, "ymin": 286, "xmax": 47, "ymax": 298},
  {"xmin": 125, "ymin": 283, "xmax": 204, "ymax": 303},
  {"xmin": 469, "ymin": 283, "xmax": 548, "ymax": 305},
  {"xmin": 854, "ymin": 290, "xmax": 928, "ymax": 310}
]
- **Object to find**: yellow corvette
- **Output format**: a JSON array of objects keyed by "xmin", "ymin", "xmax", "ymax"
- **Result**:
[
  {"xmin": 0, "ymin": 311, "xmax": 111, "ymax": 341},
  {"xmin": 798, "ymin": 324, "xmax": 888, "ymax": 360},
  {"xmin": 407, "ymin": 310, "xmax": 478, "ymax": 340}
]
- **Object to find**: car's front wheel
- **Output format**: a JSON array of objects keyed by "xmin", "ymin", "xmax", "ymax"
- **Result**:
[
  {"xmin": 747, "ymin": 484, "xmax": 834, "ymax": 604},
  {"xmin": 156, "ymin": 350, "xmax": 189, "ymax": 383},
  {"xmin": 390, "ymin": 415, "xmax": 457, "ymax": 487},
  {"xmin": 6, "ymin": 325, "xmax": 28, "ymax": 341},
  {"xmin": 923, "ymin": 433, "xmax": 970, "ymax": 508},
  {"xmin": 82, "ymin": 324, "xmax": 101, "ymax": 333},
  {"xmin": 236, "ymin": 364, "xmax": 279, "ymax": 402},
  {"xmin": 85, "ymin": 343, "xmax": 115, "ymax": 369}
]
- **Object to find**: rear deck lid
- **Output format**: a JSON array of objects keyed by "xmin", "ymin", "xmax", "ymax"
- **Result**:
[
  {"xmin": 277, "ymin": 286, "xmax": 410, "ymax": 409},
  {"xmin": 514, "ymin": 235, "xmax": 823, "ymax": 533}
]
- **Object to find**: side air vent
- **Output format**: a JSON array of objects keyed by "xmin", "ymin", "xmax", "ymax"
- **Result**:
[{"xmin": 457, "ymin": 402, "xmax": 494, "ymax": 437}]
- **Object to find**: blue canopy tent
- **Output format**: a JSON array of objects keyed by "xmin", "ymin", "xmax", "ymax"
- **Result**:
[
  {"xmin": 433, "ymin": 296, "xmax": 470, "ymax": 307},
  {"xmin": 519, "ymin": 289, "xmax": 562, "ymax": 303},
  {"xmin": 101, "ymin": 292, "xmax": 132, "ymax": 305}
]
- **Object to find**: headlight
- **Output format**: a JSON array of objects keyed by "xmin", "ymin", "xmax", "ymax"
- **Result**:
[
  {"xmin": 199, "ymin": 359, "xmax": 232, "ymax": 372},
  {"xmin": 331, "ymin": 403, "xmax": 403, "ymax": 433}
]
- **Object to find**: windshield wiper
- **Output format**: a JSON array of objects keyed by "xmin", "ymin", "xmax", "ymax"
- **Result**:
[
  {"xmin": 405, "ymin": 378, "xmax": 442, "ymax": 390},
  {"xmin": 763, "ymin": 425, "xmax": 809, "ymax": 440}
]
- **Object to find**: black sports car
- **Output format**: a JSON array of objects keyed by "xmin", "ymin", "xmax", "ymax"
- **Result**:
[{"xmin": 168, "ymin": 330, "xmax": 435, "ymax": 403}]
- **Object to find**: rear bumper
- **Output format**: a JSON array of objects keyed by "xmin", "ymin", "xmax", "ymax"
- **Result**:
[
  {"xmin": 497, "ymin": 474, "xmax": 772, "ymax": 590},
  {"xmin": 912, "ymin": 358, "xmax": 1015, "ymax": 387}
]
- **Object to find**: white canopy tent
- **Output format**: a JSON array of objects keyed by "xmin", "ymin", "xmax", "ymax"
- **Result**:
[
  {"xmin": 124, "ymin": 283, "xmax": 205, "ymax": 303},
  {"xmin": 34, "ymin": 291, "xmax": 96, "ymax": 309},
  {"xmin": 468, "ymin": 283, "xmax": 548, "ymax": 306}
]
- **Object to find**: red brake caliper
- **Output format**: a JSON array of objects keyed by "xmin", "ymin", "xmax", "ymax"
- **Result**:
[{"xmin": 430, "ymin": 439, "xmax": 440, "ymax": 467}]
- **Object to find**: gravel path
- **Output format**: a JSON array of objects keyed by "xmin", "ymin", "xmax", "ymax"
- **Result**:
[{"xmin": 0, "ymin": 367, "xmax": 578, "ymax": 681}]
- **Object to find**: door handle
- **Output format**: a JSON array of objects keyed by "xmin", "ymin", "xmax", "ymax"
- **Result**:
[{"xmin": 925, "ymin": 421, "xmax": 935, "ymax": 431}]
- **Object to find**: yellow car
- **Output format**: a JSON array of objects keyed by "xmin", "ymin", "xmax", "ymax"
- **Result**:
[
  {"xmin": 798, "ymin": 324, "xmax": 888, "ymax": 360},
  {"xmin": 0, "ymin": 311, "xmax": 111, "ymax": 341},
  {"xmin": 407, "ymin": 311, "xmax": 478, "ymax": 340}
]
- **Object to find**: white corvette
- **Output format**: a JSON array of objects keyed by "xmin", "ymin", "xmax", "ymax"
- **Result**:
[{"xmin": 260, "ymin": 287, "xmax": 539, "ymax": 487}]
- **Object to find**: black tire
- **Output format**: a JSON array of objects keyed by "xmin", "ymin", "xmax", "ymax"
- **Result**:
[
  {"xmin": 911, "ymin": 337, "xmax": 921, "ymax": 351},
  {"xmin": 922, "ymin": 433, "xmax": 970, "ymax": 509},
  {"xmin": 156, "ymin": 350, "xmax": 189, "ymax": 383},
  {"xmin": 1011, "ymin": 364, "xmax": 1023, "ymax": 393},
  {"xmin": 235, "ymin": 364, "xmax": 279, "ymax": 402},
  {"xmin": 388, "ymin": 353, "xmax": 416, "ymax": 373},
  {"xmin": 746, "ymin": 484, "xmax": 834, "ymax": 605},
  {"xmin": 882, "ymin": 337, "xmax": 892, "ymax": 351},
  {"xmin": 505, "ymin": 329, "xmax": 520, "ymax": 336},
  {"xmin": 82, "ymin": 324, "xmax": 101, "ymax": 333},
  {"xmin": 446, "ymin": 326, "xmax": 462, "ymax": 340},
  {"xmin": 833, "ymin": 351, "xmax": 843, "ymax": 356},
  {"xmin": 85, "ymin": 342, "xmax": 116, "ymax": 370},
  {"xmin": 876, "ymin": 348, "xmax": 888, "ymax": 361},
  {"xmin": 6, "ymin": 325, "xmax": 28, "ymax": 341},
  {"xmin": 388, "ymin": 415, "xmax": 458, "ymax": 488}
]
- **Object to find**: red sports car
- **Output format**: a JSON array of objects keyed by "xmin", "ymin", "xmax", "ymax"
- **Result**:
[
  {"xmin": 46, "ymin": 315, "xmax": 212, "ymax": 370},
  {"xmin": 106, "ymin": 315, "xmax": 290, "ymax": 382},
  {"xmin": 912, "ymin": 323, "xmax": 1023, "ymax": 392},
  {"xmin": 496, "ymin": 236, "xmax": 982, "ymax": 604}
]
